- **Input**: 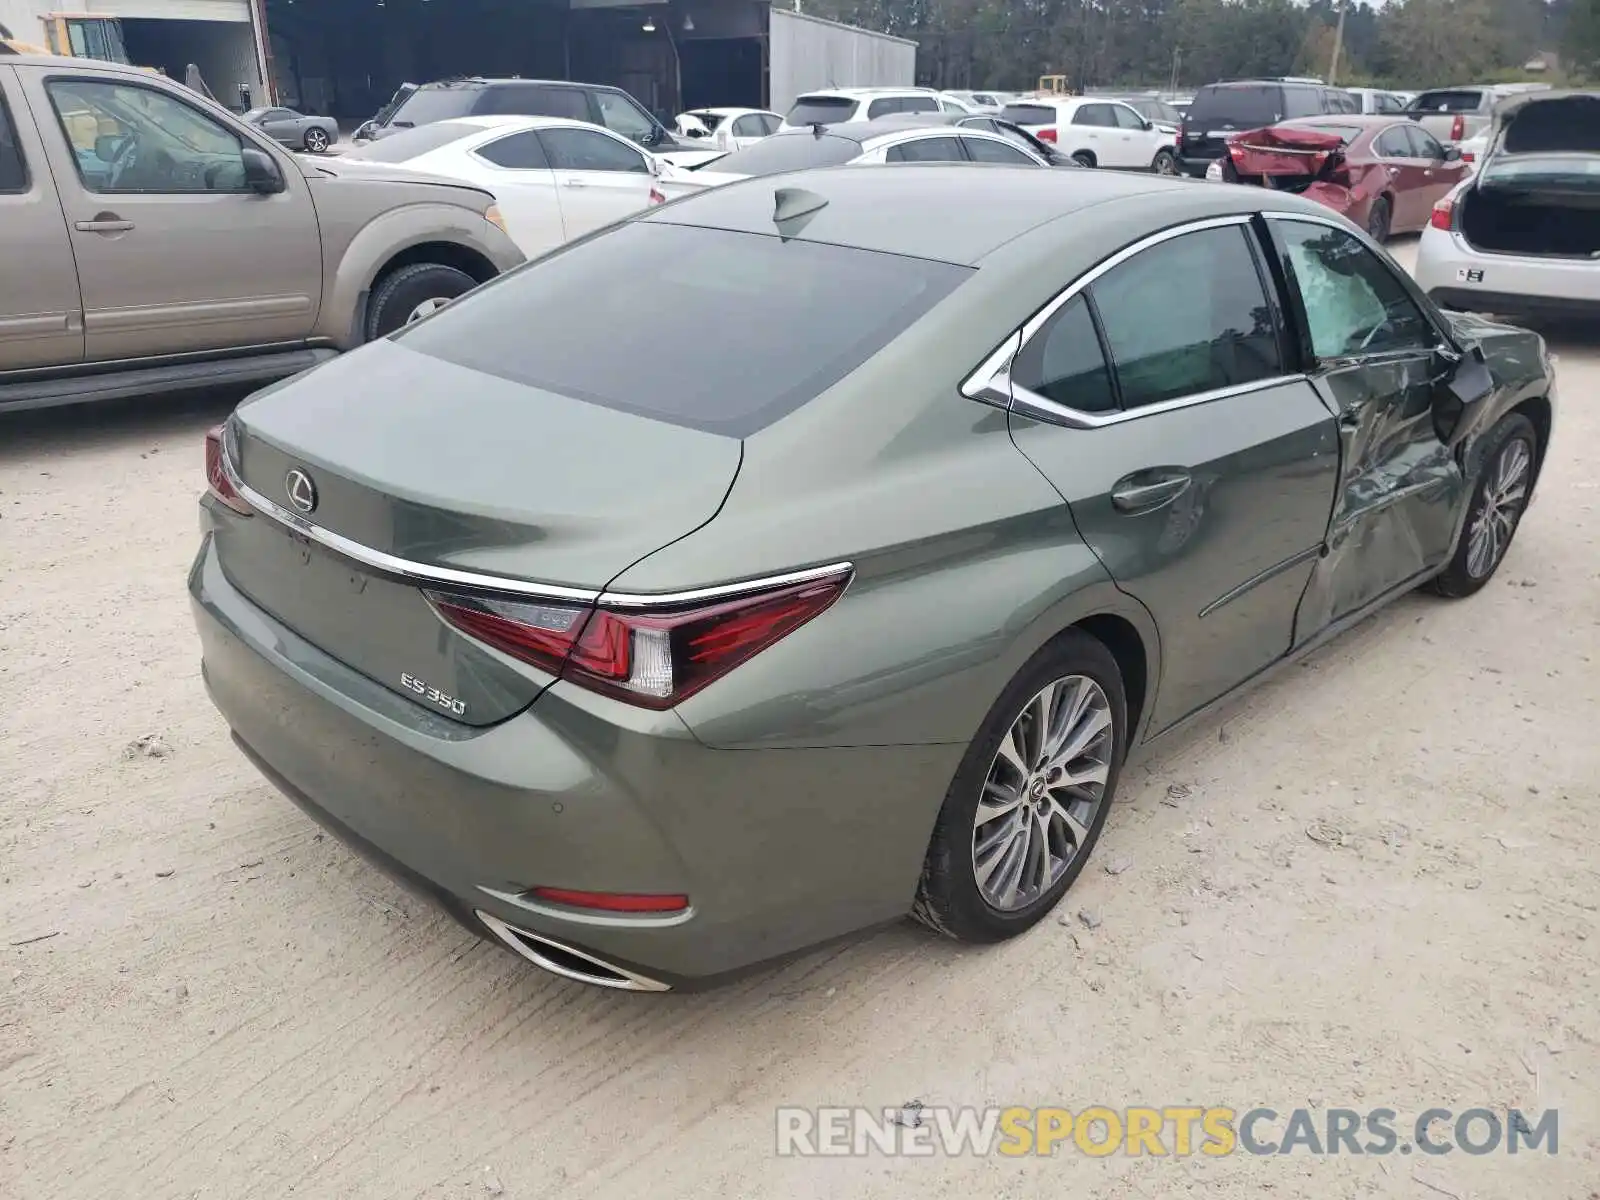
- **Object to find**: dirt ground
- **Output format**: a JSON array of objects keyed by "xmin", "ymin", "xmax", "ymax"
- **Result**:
[{"xmin": 3, "ymin": 241, "xmax": 1598, "ymax": 1200}]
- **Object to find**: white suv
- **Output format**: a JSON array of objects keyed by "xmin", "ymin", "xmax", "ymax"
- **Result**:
[
  {"xmin": 998, "ymin": 96, "xmax": 1178, "ymax": 174},
  {"xmin": 779, "ymin": 88, "xmax": 945, "ymax": 131}
]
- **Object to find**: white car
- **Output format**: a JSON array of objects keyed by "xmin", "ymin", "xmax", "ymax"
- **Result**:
[
  {"xmin": 1344, "ymin": 86, "xmax": 1410, "ymax": 115},
  {"xmin": 778, "ymin": 87, "xmax": 945, "ymax": 131},
  {"xmin": 658, "ymin": 120, "xmax": 1051, "ymax": 201},
  {"xmin": 941, "ymin": 90, "xmax": 1006, "ymax": 113},
  {"xmin": 998, "ymin": 97, "xmax": 1178, "ymax": 173},
  {"xmin": 1413, "ymin": 90, "xmax": 1600, "ymax": 324},
  {"xmin": 674, "ymin": 107, "xmax": 781, "ymax": 152},
  {"xmin": 340, "ymin": 116, "xmax": 663, "ymax": 258}
]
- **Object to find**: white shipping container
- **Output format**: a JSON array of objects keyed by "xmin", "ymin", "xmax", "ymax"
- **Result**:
[{"xmin": 768, "ymin": 7, "xmax": 916, "ymax": 115}]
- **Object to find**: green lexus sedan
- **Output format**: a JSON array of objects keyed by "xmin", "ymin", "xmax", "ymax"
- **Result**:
[{"xmin": 191, "ymin": 164, "xmax": 1555, "ymax": 991}]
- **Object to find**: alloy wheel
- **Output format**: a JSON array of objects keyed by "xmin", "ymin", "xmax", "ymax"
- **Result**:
[
  {"xmin": 971, "ymin": 674, "xmax": 1113, "ymax": 912},
  {"xmin": 305, "ymin": 129, "xmax": 329, "ymax": 152},
  {"xmin": 1466, "ymin": 436, "xmax": 1531, "ymax": 579}
]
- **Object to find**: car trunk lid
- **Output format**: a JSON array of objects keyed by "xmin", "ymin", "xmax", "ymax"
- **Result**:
[
  {"xmin": 215, "ymin": 340, "xmax": 742, "ymax": 725},
  {"xmin": 1219, "ymin": 126, "xmax": 1355, "ymax": 202},
  {"xmin": 1460, "ymin": 95, "xmax": 1600, "ymax": 259}
]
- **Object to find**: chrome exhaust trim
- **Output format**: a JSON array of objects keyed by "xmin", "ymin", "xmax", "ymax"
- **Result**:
[{"xmin": 475, "ymin": 910, "xmax": 672, "ymax": 992}]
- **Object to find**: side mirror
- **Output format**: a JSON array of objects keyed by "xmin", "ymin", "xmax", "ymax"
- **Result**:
[
  {"xmin": 354, "ymin": 121, "xmax": 376, "ymax": 141},
  {"xmin": 1142, "ymin": 118, "xmax": 1155, "ymax": 131},
  {"xmin": 241, "ymin": 146, "xmax": 285, "ymax": 194},
  {"xmin": 1431, "ymin": 343, "xmax": 1494, "ymax": 446},
  {"xmin": 1443, "ymin": 145, "xmax": 1462, "ymax": 162}
]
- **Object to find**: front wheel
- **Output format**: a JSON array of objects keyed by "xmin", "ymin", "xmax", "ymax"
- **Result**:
[
  {"xmin": 364, "ymin": 263, "xmax": 478, "ymax": 341},
  {"xmin": 1429, "ymin": 412, "xmax": 1538, "ymax": 598},
  {"xmin": 1151, "ymin": 148, "xmax": 1179, "ymax": 176},
  {"xmin": 912, "ymin": 630, "xmax": 1127, "ymax": 943}
]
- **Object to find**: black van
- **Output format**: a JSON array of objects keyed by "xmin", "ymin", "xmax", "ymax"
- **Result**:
[{"xmin": 1177, "ymin": 80, "xmax": 1359, "ymax": 177}]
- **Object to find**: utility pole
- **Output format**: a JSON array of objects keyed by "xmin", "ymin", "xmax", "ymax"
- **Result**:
[
  {"xmin": 1328, "ymin": 0, "xmax": 1348, "ymax": 86},
  {"xmin": 1169, "ymin": 46, "xmax": 1182, "ymax": 93}
]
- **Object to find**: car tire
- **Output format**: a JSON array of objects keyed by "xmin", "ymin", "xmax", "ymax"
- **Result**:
[
  {"xmin": 1072, "ymin": 151, "xmax": 1096, "ymax": 168},
  {"xmin": 912, "ymin": 629, "xmax": 1127, "ymax": 944},
  {"xmin": 1428, "ymin": 412, "xmax": 1538, "ymax": 599},
  {"xmin": 1367, "ymin": 196, "xmax": 1392, "ymax": 243},
  {"xmin": 303, "ymin": 128, "xmax": 330, "ymax": 154},
  {"xmin": 1151, "ymin": 148, "xmax": 1178, "ymax": 175},
  {"xmin": 364, "ymin": 263, "xmax": 478, "ymax": 341}
]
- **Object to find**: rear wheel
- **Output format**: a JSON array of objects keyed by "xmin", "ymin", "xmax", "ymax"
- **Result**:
[
  {"xmin": 1367, "ymin": 196, "xmax": 1392, "ymax": 243},
  {"xmin": 912, "ymin": 631, "xmax": 1127, "ymax": 943},
  {"xmin": 1072, "ymin": 151, "xmax": 1096, "ymax": 168},
  {"xmin": 365, "ymin": 263, "xmax": 477, "ymax": 341},
  {"xmin": 1429, "ymin": 413, "xmax": 1538, "ymax": 598},
  {"xmin": 303, "ymin": 127, "xmax": 330, "ymax": 154},
  {"xmin": 1151, "ymin": 148, "xmax": 1178, "ymax": 176}
]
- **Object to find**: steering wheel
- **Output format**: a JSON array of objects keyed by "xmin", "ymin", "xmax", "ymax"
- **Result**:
[{"xmin": 105, "ymin": 132, "xmax": 139, "ymax": 189}]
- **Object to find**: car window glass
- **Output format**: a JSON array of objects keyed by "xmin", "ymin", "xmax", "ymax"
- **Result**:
[
  {"xmin": 962, "ymin": 135, "xmax": 1038, "ymax": 165},
  {"xmin": 901, "ymin": 96, "xmax": 939, "ymax": 114},
  {"xmin": 1011, "ymin": 294, "xmax": 1117, "ymax": 413},
  {"xmin": 732, "ymin": 114, "xmax": 764, "ymax": 137},
  {"xmin": 1274, "ymin": 221, "xmax": 1434, "ymax": 359},
  {"xmin": 1189, "ymin": 84, "xmax": 1282, "ymax": 125},
  {"xmin": 1282, "ymin": 88, "xmax": 1321, "ymax": 118},
  {"xmin": 960, "ymin": 117, "xmax": 998, "ymax": 133},
  {"xmin": 787, "ymin": 96, "xmax": 858, "ymax": 125},
  {"xmin": 594, "ymin": 90, "xmax": 656, "ymax": 141},
  {"xmin": 1377, "ymin": 93, "xmax": 1402, "ymax": 113},
  {"xmin": 1374, "ymin": 127, "xmax": 1410, "ymax": 157},
  {"xmin": 759, "ymin": 114, "xmax": 781, "ymax": 134},
  {"xmin": 885, "ymin": 136, "xmax": 965, "ymax": 162},
  {"xmin": 1406, "ymin": 125, "xmax": 1445, "ymax": 159},
  {"xmin": 46, "ymin": 78, "xmax": 248, "ymax": 194},
  {"xmin": 1000, "ymin": 103, "xmax": 1059, "ymax": 126},
  {"xmin": 939, "ymin": 97, "xmax": 964, "ymax": 113},
  {"xmin": 1410, "ymin": 90, "xmax": 1484, "ymax": 113},
  {"xmin": 397, "ymin": 222, "xmax": 971, "ymax": 437},
  {"xmin": 1089, "ymin": 226, "xmax": 1282, "ymax": 409},
  {"xmin": 1111, "ymin": 104, "xmax": 1145, "ymax": 129},
  {"xmin": 1072, "ymin": 104, "xmax": 1107, "ymax": 127},
  {"xmin": 389, "ymin": 85, "xmax": 481, "ymax": 127},
  {"xmin": 0, "ymin": 92, "xmax": 27, "ymax": 192},
  {"xmin": 538, "ymin": 127, "xmax": 648, "ymax": 172},
  {"xmin": 475, "ymin": 129, "xmax": 550, "ymax": 169},
  {"xmin": 344, "ymin": 120, "xmax": 480, "ymax": 162}
]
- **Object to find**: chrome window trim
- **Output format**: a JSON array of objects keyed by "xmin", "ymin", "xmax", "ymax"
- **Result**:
[
  {"xmin": 960, "ymin": 213, "xmax": 1305, "ymax": 428},
  {"xmin": 220, "ymin": 431, "xmax": 851, "ymax": 609}
]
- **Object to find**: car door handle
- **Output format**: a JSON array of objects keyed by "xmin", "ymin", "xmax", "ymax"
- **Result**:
[
  {"xmin": 1111, "ymin": 471, "xmax": 1192, "ymax": 513},
  {"xmin": 75, "ymin": 218, "xmax": 135, "ymax": 233},
  {"xmin": 562, "ymin": 178, "xmax": 589, "ymax": 188}
]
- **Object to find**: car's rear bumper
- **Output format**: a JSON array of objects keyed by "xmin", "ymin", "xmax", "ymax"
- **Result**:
[
  {"xmin": 1176, "ymin": 153, "xmax": 1221, "ymax": 178},
  {"xmin": 1414, "ymin": 227, "xmax": 1600, "ymax": 321},
  {"xmin": 189, "ymin": 531, "xmax": 956, "ymax": 988},
  {"xmin": 1427, "ymin": 287, "xmax": 1600, "ymax": 321}
]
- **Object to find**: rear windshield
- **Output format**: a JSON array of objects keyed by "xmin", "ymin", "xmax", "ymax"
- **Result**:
[
  {"xmin": 345, "ymin": 121, "xmax": 480, "ymax": 162},
  {"xmin": 786, "ymin": 96, "xmax": 858, "ymax": 126},
  {"xmin": 1409, "ymin": 90, "xmax": 1483, "ymax": 114},
  {"xmin": 999, "ymin": 104, "xmax": 1058, "ymax": 126},
  {"xmin": 386, "ymin": 85, "xmax": 482, "ymax": 128},
  {"xmin": 1480, "ymin": 156, "xmax": 1600, "ymax": 187},
  {"xmin": 687, "ymin": 110, "xmax": 728, "ymax": 131},
  {"xmin": 700, "ymin": 132, "xmax": 862, "ymax": 176},
  {"xmin": 395, "ymin": 223, "xmax": 971, "ymax": 437},
  {"xmin": 1188, "ymin": 85, "xmax": 1284, "ymax": 125},
  {"xmin": 1285, "ymin": 122, "xmax": 1360, "ymax": 142}
]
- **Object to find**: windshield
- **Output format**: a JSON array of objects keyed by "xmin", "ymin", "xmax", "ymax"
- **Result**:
[
  {"xmin": 343, "ymin": 120, "xmax": 481, "ymax": 162},
  {"xmin": 785, "ymin": 96, "xmax": 858, "ymax": 126},
  {"xmin": 700, "ymin": 132, "xmax": 862, "ymax": 176},
  {"xmin": 1408, "ymin": 90, "xmax": 1483, "ymax": 114},
  {"xmin": 387, "ymin": 85, "xmax": 482, "ymax": 128},
  {"xmin": 396, "ymin": 223, "xmax": 971, "ymax": 437},
  {"xmin": 1188, "ymin": 85, "xmax": 1284, "ymax": 125}
]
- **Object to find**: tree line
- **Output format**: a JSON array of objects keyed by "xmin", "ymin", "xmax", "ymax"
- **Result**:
[{"xmin": 802, "ymin": 0, "xmax": 1600, "ymax": 92}]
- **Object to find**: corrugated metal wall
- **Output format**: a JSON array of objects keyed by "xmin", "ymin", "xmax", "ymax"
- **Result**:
[{"xmin": 768, "ymin": 8, "xmax": 915, "ymax": 114}]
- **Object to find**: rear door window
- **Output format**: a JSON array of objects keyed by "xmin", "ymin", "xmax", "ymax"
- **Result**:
[
  {"xmin": 885, "ymin": 136, "xmax": 965, "ymax": 162},
  {"xmin": 1374, "ymin": 127, "xmax": 1411, "ymax": 158},
  {"xmin": 787, "ymin": 96, "xmax": 858, "ymax": 125},
  {"xmin": 961, "ymin": 135, "xmax": 1039, "ymax": 165},
  {"xmin": 394, "ymin": 222, "xmax": 972, "ymax": 437},
  {"xmin": 1011, "ymin": 295, "xmax": 1117, "ymax": 414},
  {"xmin": 1282, "ymin": 88, "xmax": 1323, "ymax": 118},
  {"xmin": 1073, "ymin": 104, "xmax": 1116, "ymax": 127},
  {"xmin": 1087, "ymin": 225, "xmax": 1283, "ymax": 409},
  {"xmin": 901, "ymin": 95, "xmax": 940, "ymax": 114},
  {"xmin": 475, "ymin": 84, "xmax": 590, "ymax": 122},
  {"xmin": 1405, "ymin": 126, "xmax": 1447, "ymax": 159},
  {"xmin": 474, "ymin": 129, "xmax": 550, "ymax": 169},
  {"xmin": 538, "ymin": 127, "xmax": 649, "ymax": 173},
  {"xmin": 731, "ymin": 114, "xmax": 766, "ymax": 138}
]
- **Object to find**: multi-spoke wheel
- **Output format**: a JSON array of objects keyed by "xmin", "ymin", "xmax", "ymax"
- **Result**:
[
  {"xmin": 1430, "ymin": 411, "xmax": 1539, "ymax": 598},
  {"xmin": 914, "ymin": 630, "xmax": 1127, "ymax": 942}
]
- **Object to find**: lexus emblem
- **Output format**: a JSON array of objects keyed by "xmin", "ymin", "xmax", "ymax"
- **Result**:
[{"xmin": 285, "ymin": 468, "xmax": 318, "ymax": 514}]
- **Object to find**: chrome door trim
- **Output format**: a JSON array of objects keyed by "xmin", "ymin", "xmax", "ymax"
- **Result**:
[
  {"xmin": 220, "ymin": 428, "xmax": 851, "ymax": 609},
  {"xmin": 1011, "ymin": 373, "xmax": 1310, "ymax": 430}
]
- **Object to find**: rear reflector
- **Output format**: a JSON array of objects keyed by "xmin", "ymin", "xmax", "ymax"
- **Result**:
[
  {"xmin": 531, "ymin": 887, "xmax": 689, "ymax": 914},
  {"xmin": 204, "ymin": 424, "xmax": 252, "ymax": 516},
  {"xmin": 1429, "ymin": 196, "xmax": 1455, "ymax": 231},
  {"xmin": 1037, "ymin": 128, "xmax": 1057, "ymax": 143},
  {"xmin": 428, "ymin": 566, "xmax": 851, "ymax": 710}
]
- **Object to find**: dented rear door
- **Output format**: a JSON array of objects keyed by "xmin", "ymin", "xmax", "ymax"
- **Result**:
[{"xmin": 1265, "ymin": 215, "xmax": 1467, "ymax": 640}]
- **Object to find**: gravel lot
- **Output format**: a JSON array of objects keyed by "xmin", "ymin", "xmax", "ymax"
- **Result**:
[{"xmin": 4, "ymin": 241, "xmax": 1597, "ymax": 1199}]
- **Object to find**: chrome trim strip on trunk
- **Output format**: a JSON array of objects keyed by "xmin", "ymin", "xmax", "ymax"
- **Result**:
[{"xmin": 221, "ymin": 430, "xmax": 853, "ymax": 609}]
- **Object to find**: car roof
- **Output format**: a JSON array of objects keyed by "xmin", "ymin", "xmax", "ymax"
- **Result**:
[
  {"xmin": 794, "ymin": 87, "xmax": 937, "ymax": 100},
  {"xmin": 436, "ymin": 114, "xmax": 588, "ymax": 131},
  {"xmin": 416, "ymin": 77, "xmax": 617, "ymax": 93},
  {"xmin": 641, "ymin": 164, "xmax": 1259, "ymax": 265}
]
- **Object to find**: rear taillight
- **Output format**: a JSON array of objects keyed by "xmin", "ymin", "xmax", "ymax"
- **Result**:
[
  {"xmin": 649, "ymin": 185, "xmax": 666, "ymax": 205},
  {"xmin": 1460, "ymin": 150, "xmax": 1475, "ymax": 163},
  {"xmin": 1450, "ymin": 113, "xmax": 1465, "ymax": 142},
  {"xmin": 428, "ymin": 568, "xmax": 851, "ymax": 709},
  {"xmin": 1429, "ymin": 195, "xmax": 1455, "ymax": 231},
  {"xmin": 204, "ymin": 424, "xmax": 252, "ymax": 516},
  {"xmin": 1037, "ymin": 127, "xmax": 1057, "ymax": 143}
]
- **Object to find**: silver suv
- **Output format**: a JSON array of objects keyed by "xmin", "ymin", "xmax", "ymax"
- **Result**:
[{"xmin": 0, "ymin": 56, "xmax": 523, "ymax": 410}]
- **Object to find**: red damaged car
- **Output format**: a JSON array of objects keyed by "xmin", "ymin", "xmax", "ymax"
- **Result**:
[{"xmin": 1209, "ymin": 116, "xmax": 1471, "ymax": 242}]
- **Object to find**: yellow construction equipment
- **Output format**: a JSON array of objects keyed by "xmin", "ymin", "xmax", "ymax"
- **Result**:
[
  {"xmin": 1036, "ymin": 75, "xmax": 1071, "ymax": 96},
  {"xmin": 1, "ymin": 13, "xmax": 160, "ymax": 74}
]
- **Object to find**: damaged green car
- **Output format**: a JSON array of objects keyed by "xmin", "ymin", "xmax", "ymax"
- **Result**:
[{"xmin": 191, "ymin": 167, "xmax": 1555, "ymax": 990}]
